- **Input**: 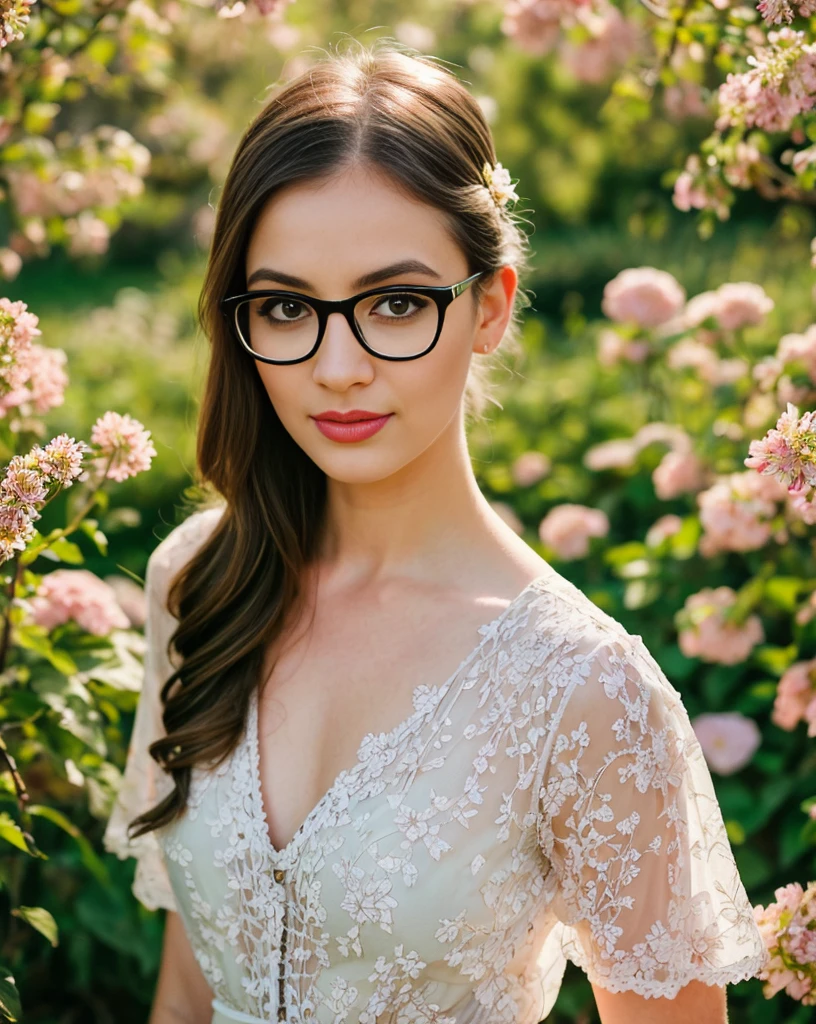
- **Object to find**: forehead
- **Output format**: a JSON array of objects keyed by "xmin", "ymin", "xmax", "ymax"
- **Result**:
[{"xmin": 244, "ymin": 164, "xmax": 465, "ymax": 290}]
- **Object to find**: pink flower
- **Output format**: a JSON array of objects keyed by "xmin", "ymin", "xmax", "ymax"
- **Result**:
[
  {"xmin": 39, "ymin": 434, "xmax": 87, "ymax": 487},
  {"xmin": 0, "ymin": 458, "xmax": 49, "ymax": 517},
  {"xmin": 697, "ymin": 471, "xmax": 785, "ymax": 556},
  {"xmin": 772, "ymin": 658, "xmax": 816, "ymax": 733},
  {"xmin": 511, "ymin": 451, "xmax": 551, "ymax": 488},
  {"xmin": 538, "ymin": 503, "xmax": 609, "ymax": 560},
  {"xmin": 677, "ymin": 586, "xmax": 764, "ymax": 664},
  {"xmin": 596, "ymin": 328, "xmax": 651, "ymax": 365},
  {"xmin": 90, "ymin": 411, "xmax": 157, "ymax": 482},
  {"xmin": 691, "ymin": 711, "xmax": 761, "ymax": 774},
  {"xmin": 559, "ymin": 3, "xmax": 638, "ymax": 85},
  {"xmin": 1, "ymin": 0, "xmax": 33, "ymax": 49},
  {"xmin": 663, "ymin": 81, "xmax": 710, "ymax": 120},
  {"xmin": 29, "ymin": 569, "xmax": 131, "ymax": 635},
  {"xmin": 65, "ymin": 211, "xmax": 111, "ymax": 258},
  {"xmin": 501, "ymin": 0, "xmax": 588, "ymax": 56},
  {"xmin": 777, "ymin": 325, "xmax": 816, "ymax": 384},
  {"xmin": 0, "ymin": 503, "xmax": 35, "ymax": 560},
  {"xmin": 744, "ymin": 402, "xmax": 816, "ymax": 498},
  {"xmin": 601, "ymin": 267, "xmax": 686, "ymax": 329},
  {"xmin": 0, "ymin": 343, "xmax": 69, "ymax": 418},
  {"xmin": 758, "ymin": 0, "xmax": 816, "ymax": 26},
  {"xmin": 652, "ymin": 450, "xmax": 705, "ymax": 500},
  {"xmin": 0, "ymin": 297, "xmax": 41, "ymax": 394},
  {"xmin": 716, "ymin": 29, "xmax": 816, "ymax": 134},
  {"xmin": 583, "ymin": 438, "xmax": 639, "ymax": 471},
  {"xmin": 645, "ymin": 514, "xmax": 683, "ymax": 546},
  {"xmin": 0, "ymin": 248, "xmax": 22, "ymax": 281},
  {"xmin": 714, "ymin": 282, "xmax": 774, "ymax": 330},
  {"xmin": 753, "ymin": 880, "xmax": 816, "ymax": 1006}
]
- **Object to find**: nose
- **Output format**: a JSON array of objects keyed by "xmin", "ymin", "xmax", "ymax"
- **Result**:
[{"xmin": 310, "ymin": 310, "xmax": 375, "ymax": 388}]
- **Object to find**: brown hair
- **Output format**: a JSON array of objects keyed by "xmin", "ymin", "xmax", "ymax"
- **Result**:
[{"xmin": 127, "ymin": 37, "xmax": 533, "ymax": 839}]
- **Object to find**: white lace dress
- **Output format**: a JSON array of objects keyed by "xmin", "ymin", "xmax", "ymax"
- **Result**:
[{"xmin": 102, "ymin": 507, "xmax": 769, "ymax": 1024}]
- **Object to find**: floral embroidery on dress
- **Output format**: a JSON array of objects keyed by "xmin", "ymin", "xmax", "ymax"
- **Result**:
[{"xmin": 103, "ymin": 506, "xmax": 769, "ymax": 1023}]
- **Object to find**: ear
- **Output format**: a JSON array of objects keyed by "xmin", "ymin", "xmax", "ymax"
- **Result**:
[{"xmin": 472, "ymin": 265, "xmax": 518, "ymax": 356}]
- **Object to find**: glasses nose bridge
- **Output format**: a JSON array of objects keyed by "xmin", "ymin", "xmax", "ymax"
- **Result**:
[{"xmin": 317, "ymin": 296, "xmax": 365, "ymax": 352}]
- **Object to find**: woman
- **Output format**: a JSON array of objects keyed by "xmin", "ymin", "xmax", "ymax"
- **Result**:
[{"xmin": 103, "ymin": 39, "xmax": 768, "ymax": 1024}]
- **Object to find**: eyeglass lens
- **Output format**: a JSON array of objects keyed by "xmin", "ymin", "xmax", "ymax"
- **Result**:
[{"xmin": 234, "ymin": 291, "xmax": 441, "ymax": 361}]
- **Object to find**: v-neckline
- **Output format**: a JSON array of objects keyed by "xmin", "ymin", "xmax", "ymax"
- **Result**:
[{"xmin": 246, "ymin": 571, "xmax": 555, "ymax": 864}]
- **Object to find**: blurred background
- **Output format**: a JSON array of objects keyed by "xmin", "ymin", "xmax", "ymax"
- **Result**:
[{"xmin": 4, "ymin": 0, "xmax": 816, "ymax": 1021}]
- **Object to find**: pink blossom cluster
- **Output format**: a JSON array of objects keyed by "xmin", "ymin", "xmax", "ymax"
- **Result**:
[
  {"xmin": 660, "ymin": 281, "xmax": 774, "ymax": 338},
  {"xmin": 716, "ymin": 28, "xmax": 816, "ymax": 134},
  {"xmin": 691, "ymin": 711, "xmax": 761, "ymax": 775},
  {"xmin": 500, "ymin": 0, "xmax": 590, "ymax": 57},
  {"xmin": 214, "ymin": 0, "xmax": 294, "ymax": 17},
  {"xmin": 758, "ymin": 0, "xmax": 816, "ymax": 25},
  {"xmin": 511, "ymin": 450, "xmax": 551, "ymax": 487},
  {"xmin": 753, "ymin": 881, "xmax": 816, "ymax": 1004},
  {"xmin": 653, "ymin": 449, "xmax": 706, "ymax": 500},
  {"xmin": 745, "ymin": 403, "xmax": 816, "ymax": 522},
  {"xmin": 752, "ymin": 324, "xmax": 816, "ymax": 410},
  {"xmin": 601, "ymin": 266, "xmax": 686, "ymax": 329},
  {"xmin": 558, "ymin": 2, "xmax": 639, "ymax": 85},
  {"xmin": 672, "ymin": 153, "xmax": 735, "ymax": 221},
  {"xmin": 5, "ymin": 126, "xmax": 150, "ymax": 261},
  {"xmin": 0, "ymin": 435, "xmax": 88, "ymax": 562},
  {"xmin": 538, "ymin": 502, "xmax": 609, "ymax": 560},
  {"xmin": 0, "ymin": 297, "xmax": 68, "ymax": 420},
  {"xmin": 663, "ymin": 80, "xmax": 710, "ymax": 121},
  {"xmin": 596, "ymin": 328, "xmax": 650, "ymax": 366},
  {"xmin": 0, "ymin": 0, "xmax": 32, "ymax": 48},
  {"xmin": 645, "ymin": 513, "xmax": 684, "ymax": 546},
  {"xmin": 696, "ymin": 470, "xmax": 789, "ymax": 556},
  {"xmin": 90, "ymin": 411, "xmax": 157, "ymax": 482},
  {"xmin": 584, "ymin": 421, "xmax": 692, "ymax": 472},
  {"xmin": 772, "ymin": 657, "xmax": 816, "ymax": 735},
  {"xmin": 29, "ymin": 568, "xmax": 130, "ymax": 636},
  {"xmin": 677, "ymin": 586, "xmax": 765, "ymax": 664},
  {"xmin": 666, "ymin": 338, "xmax": 750, "ymax": 386}
]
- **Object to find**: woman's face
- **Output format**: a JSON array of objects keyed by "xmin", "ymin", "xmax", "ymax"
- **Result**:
[{"xmin": 243, "ymin": 162, "xmax": 516, "ymax": 484}]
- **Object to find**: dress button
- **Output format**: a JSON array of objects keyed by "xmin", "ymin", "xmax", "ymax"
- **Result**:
[{"xmin": 274, "ymin": 869, "xmax": 285, "ymax": 883}]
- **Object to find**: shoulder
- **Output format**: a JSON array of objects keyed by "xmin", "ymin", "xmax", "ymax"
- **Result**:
[
  {"xmin": 145, "ymin": 502, "xmax": 227, "ymax": 597},
  {"xmin": 522, "ymin": 569, "xmax": 681, "ymax": 718}
]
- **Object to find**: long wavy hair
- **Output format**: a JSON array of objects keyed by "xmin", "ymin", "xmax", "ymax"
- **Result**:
[{"xmin": 127, "ymin": 37, "xmax": 533, "ymax": 839}]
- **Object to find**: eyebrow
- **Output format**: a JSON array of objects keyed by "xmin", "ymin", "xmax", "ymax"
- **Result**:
[{"xmin": 245, "ymin": 259, "xmax": 443, "ymax": 292}]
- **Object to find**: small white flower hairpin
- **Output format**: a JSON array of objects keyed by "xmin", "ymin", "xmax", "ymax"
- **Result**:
[{"xmin": 481, "ymin": 161, "xmax": 520, "ymax": 209}]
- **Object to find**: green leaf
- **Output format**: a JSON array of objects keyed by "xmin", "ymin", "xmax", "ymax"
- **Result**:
[
  {"xmin": 764, "ymin": 577, "xmax": 802, "ymax": 613},
  {"xmin": 0, "ymin": 966, "xmax": 20, "ymax": 1022},
  {"xmin": 603, "ymin": 542, "xmax": 648, "ymax": 568},
  {"xmin": 754, "ymin": 644, "xmax": 799, "ymax": 677},
  {"xmin": 12, "ymin": 906, "xmax": 58, "ymax": 947},
  {"xmin": 78, "ymin": 520, "xmax": 108, "ymax": 556},
  {"xmin": 0, "ymin": 814, "xmax": 29, "ymax": 853},
  {"xmin": 40, "ymin": 537, "xmax": 84, "ymax": 565}
]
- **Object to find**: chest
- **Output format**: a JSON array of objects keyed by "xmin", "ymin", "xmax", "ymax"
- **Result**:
[{"xmin": 254, "ymin": 592, "xmax": 523, "ymax": 854}]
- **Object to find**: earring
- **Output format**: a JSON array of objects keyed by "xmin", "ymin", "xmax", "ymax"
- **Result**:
[{"xmin": 482, "ymin": 343, "xmax": 489, "ymax": 352}]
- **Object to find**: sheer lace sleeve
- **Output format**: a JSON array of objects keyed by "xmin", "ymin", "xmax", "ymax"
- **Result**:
[
  {"xmin": 535, "ymin": 632, "xmax": 769, "ymax": 1000},
  {"xmin": 102, "ymin": 504, "xmax": 224, "ymax": 912}
]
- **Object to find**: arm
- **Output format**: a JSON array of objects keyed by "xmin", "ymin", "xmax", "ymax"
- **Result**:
[
  {"xmin": 149, "ymin": 911, "xmax": 214, "ymax": 1024},
  {"xmin": 535, "ymin": 633, "xmax": 768, "ymax": 1009},
  {"xmin": 592, "ymin": 978, "xmax": 727, "ymax": 1024}
]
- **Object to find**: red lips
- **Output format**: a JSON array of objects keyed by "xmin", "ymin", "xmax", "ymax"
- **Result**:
[{"xmin": 313, "ymin": 410, "xmax": 388, "ymax": 422}]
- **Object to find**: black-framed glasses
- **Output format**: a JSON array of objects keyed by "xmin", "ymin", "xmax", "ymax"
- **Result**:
[{"xmin": 219, "ymin": 270, "xmax": 485, "ymax": 364}]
